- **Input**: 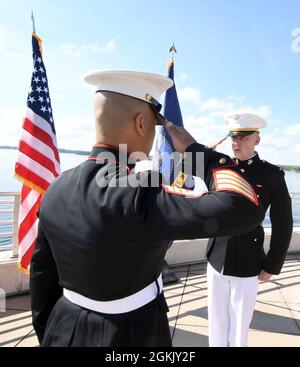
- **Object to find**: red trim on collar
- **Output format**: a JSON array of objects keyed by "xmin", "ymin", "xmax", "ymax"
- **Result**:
[
  {"xmin": 93, "ymin": 143, "xmax": 120, "ymax": 149},
  {"xmin": 87, "ymin": 157, "xmax": 130, "ymax": 173}
]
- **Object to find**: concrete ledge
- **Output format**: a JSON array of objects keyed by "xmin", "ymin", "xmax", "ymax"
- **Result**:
[
  {"xmin": 0, "ymin": 251, "xmax": 29, "ymax": 295},
  {"xmin": 0, "ymin": 262, "xmax": 29, "ymax": 295}
]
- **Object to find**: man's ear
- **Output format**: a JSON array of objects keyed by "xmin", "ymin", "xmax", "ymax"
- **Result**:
[
  {"xmin": 255, "ymin": 133, "xmax": 261, "ymax": 146},
  {"xmin": 135, "ymin": 113, "xmax": 145, "ymax": 136}
]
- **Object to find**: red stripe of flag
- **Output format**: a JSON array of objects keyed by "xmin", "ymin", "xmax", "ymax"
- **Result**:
[
  {"xmin": 19, "ymin": 238, "xmax": 37, "ymax": 270},
  {"xmin": 20, "ymin": 184, "xmax": 31, "ymax": 203},
  {"xmin": 19, "ymin": 140, "xmax": 59, "ymax": 178},
  {"xmin": 18, "ymin": 195, "xmax": 41, "ymax": 244},
  {"xmin": 15, "ymin": 163, "xmax": 50, "ymax": 192},
  {"xmin": 23, "ymin": 117, "xmax": 60, "ymax": 163}
]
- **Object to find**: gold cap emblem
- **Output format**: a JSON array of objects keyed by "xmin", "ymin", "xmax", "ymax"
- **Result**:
[{"xmin": 219, "ymin": 158, "xmax": 226, "ymax": 164}]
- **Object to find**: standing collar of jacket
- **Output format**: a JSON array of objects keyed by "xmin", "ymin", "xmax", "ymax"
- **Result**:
[
  {"xmin": 234, "ymin": 152, "xmax": 260, "ymax": 167},
  {"xmin": 88, "ymin": 143, "xmax": 136, "ymax": 171}
]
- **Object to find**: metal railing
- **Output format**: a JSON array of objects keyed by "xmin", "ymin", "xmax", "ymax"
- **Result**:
[
  {"xmin": 0, "ymin": 192, "xmax": 20, "ymax": 256},
  {"xmin": 291, "ymin": 192, "xmax": 300, "ymax": 225},
  {"xmin": 0, "ymin": 192, "xmax": 300, "ymax": 255},
  {"xmin": 263, "ymin": 193, "xmax": 300, "ymax": 227}
]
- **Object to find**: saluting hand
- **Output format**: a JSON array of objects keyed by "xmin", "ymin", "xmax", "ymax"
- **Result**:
[
  {"xmin": 258, "ymin": 270, "xmax": 273, "ymax": 281},
  {"xmin": 209, "ymin": 134, "xmax": 230, "ymax": 150},
  {"xmin": 164, "ymin": 121, "xmax": 197, "ymax": 154}
]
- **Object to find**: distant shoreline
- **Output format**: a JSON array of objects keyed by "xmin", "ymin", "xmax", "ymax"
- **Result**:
[
  {"xmin": 1, "ymin": 146, "xmax": 300, "ymax": 171},
  {"xmin": 0, "ymin": 145, "xmax": 89, "ymax": 156}
]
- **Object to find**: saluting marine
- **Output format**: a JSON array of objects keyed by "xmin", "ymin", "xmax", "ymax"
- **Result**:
[
  {"xmin": 206, "ymin": 113, "xmax": 293, "ymax": 347},
  {"xmin": 30, "ymin": 71, "xmax": 264, "ymax": 347}
]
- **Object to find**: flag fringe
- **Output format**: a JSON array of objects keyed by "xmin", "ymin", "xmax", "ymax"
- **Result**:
[
  {"xmin": 32, "ymin": 32, "xmax": 43, "ymax": 57},
  {"xmin": 14, "ymin": 173, "xmax": 45, "ymax": 196},
  {"xmin": 167, "ymin": 58, "xmax": 174, "ymax": 72},
  {"xmin": 17, "ymin": 262, "xmax": 30, "ymax": 275}
]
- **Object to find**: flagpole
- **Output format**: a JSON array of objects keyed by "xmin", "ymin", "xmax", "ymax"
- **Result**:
[
  {"xmin": 31, "ymin": 10, "xmax": 36, "ymax": 34},
  {"xmin": 169, "ymin": 42, "xmax": 177, "ymax": 60},
  {"xmin": 31, "ymin": 12, "xmax": 43, "ymax": 57}
]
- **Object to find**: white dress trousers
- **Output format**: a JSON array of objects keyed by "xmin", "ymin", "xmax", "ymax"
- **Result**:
[{"xmin": 207, "ymin": 262, "xmax": 259, "ymax": 347}]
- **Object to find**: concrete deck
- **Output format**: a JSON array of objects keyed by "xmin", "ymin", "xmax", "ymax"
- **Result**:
[{"xmin": 1, "ymin": 253, "xmax": 300, "ymax": 347}]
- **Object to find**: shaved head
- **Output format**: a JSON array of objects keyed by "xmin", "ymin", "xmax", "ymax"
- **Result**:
[
  {"xmin": 94, "ymin": 91, "xmax": 157, "ymax": 156},
  {"xmin": 94, "ymin": 91, "xmax": 148, "ymax": 128}
]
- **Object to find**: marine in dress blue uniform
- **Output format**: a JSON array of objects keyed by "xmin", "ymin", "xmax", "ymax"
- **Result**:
[
  {"xmin": 206, "ymin": 113, "xmax": 293, "ymax": 347},
  {"xmin": 30, "ymin": 73, "xmax": 264, "ymax": 347}
]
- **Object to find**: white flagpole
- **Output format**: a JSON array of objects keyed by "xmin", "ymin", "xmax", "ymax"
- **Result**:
[{"xmin": 31, "ymin": 10, "xmax": 36, "ymax": 33}]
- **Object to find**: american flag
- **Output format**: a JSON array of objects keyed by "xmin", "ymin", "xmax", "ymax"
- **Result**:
[{"xmin": 14, "ymin": 32, "xmax": 61, "ymax": 273}]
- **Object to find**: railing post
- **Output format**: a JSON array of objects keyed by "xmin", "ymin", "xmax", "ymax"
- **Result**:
[{"xmin": 11, "ymin": 193, "xmax": 20, "ymax": 258}]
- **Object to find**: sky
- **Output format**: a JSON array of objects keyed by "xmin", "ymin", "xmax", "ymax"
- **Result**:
[{"xmin": 1, "ymin": 0, "xmax": 300, "ymax": 164}]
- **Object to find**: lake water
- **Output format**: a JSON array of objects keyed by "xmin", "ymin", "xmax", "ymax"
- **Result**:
[
  {"xmin": 1, "ymin": 148, "xmax": 300, "ymax": 192},
  {"xmin": 1, "ymin": 148, "xmax": 300, "ymax": 248},
  {"xmin": 0, "ymin": 149, "xmax": 88, "ymax": 192}
]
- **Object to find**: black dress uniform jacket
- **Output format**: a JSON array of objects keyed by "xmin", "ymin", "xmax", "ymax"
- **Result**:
[
  {"xmin": 30, "ymin": 143, "xmax": 265, "ymax": 347},
  {"xmin": 206, "ymin": 153, "xmax": 293, "ymax": 277}
]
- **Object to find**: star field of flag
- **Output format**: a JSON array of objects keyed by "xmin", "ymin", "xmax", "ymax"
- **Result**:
[{"xmin": 27, "ymin": 36, "xmax": 56, "ymax": 134}]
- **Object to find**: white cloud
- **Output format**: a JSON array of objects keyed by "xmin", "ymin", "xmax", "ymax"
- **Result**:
[
  {"xmin": 60, "ymin": 39, "xmax": 115, "ymax": 58},
  {"xmin": 281, "ymin": 124, "xmax": 300, "ymax": 137},
  {"xmin": 0, "ymin": 106, "xmax": 27, "ymax": 150},
  {"xmin": 0, "ymin": 27, "xmax": 28, "ymax": 61},
  {"xmin": 50, "ymin": 112, "xmax": 95, "ymax": 151},
  {"xmin": 51, "ymin": 93, "xmax": 65, "ymax": 102},
  {"xmin": 0, "ymin": 105, "xmax": 94, "ymax": 151},
  {"xmin": 179, "ymin": 73, "xmax": 188, "ymax": 81},
  {"xmin": 177, "ymin": 87, "xmax": 202, "ymax": 106},
  {"xmin": 175, "ymin": 85, "xmax": 300, "ymax": 165},
  {"xmin": 178, "ymin": 85, "xmax": 272, "ymax": 120},
  {"xmin": 87, "ymin": 39, "xmax": 115, "ymax": 53},
  {"xmin": 0, "ymin": 27, "xmax": 7, "ymax": 50},
  {"xmin": 200, "ymin": 98, "xmax": 234, "ymax": 112},
  {"xmin": 60, "ymin": 43, "xmax": 81, "ymax": 58},
  {"xmin": 227, "ymin": 95, "xmax": 247, "ymax": 102}
]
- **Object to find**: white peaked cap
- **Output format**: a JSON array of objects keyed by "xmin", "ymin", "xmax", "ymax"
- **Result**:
[
  {"xmin": 226, "ymin": 113, "xmax": 267, "ymax": 136},
  {"xmin": 83, "ymin": 70, "xmax": 173, "ymax": 125}
]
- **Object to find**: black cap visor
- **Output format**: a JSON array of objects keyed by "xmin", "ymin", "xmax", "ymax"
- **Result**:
[
  {"xmin": 230, "ymin": 131, "xmax": 258, "ymax": 137},
  {"xmin": 153, "ymin": 110, "xmax": 167, "ymax": 125},
  {"xmin": 145, "ymin": 94, "xmax": 167, "ymax": 125}
]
